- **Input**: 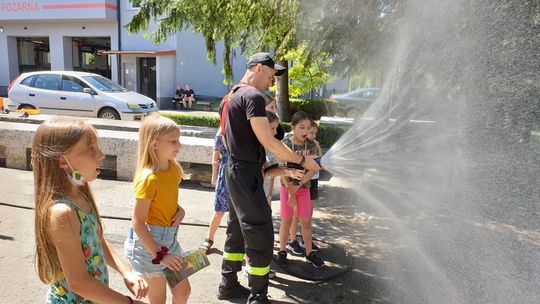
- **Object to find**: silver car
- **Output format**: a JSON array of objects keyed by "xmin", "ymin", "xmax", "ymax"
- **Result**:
[
  {"xmin": 330, "ymin": 87, "xmax": 380, "ymax": 118},
  {"xmin": 7, "ymin": 71, "xmax": 158, "ymax": 120}
]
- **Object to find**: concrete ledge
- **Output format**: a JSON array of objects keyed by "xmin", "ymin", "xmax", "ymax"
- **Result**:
[
  {"xmin": 0, "ymin": 113, "xmax": 218, "ymax": 138},
  {"xmin": 0, "ymin": 121, "xmax": 214, "ymax": 181}
]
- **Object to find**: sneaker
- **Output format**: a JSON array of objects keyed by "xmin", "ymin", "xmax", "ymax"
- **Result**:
[
  {"xmin": 276, "ymin": 250, "xmax": 287, "ymax": 268},
  {"xmin": 305, "ymin": 251, "xmax": 325, "ymax": 268},
  {"xmin": 286, "ymin": 240, "xmax": 304, "ymax": 256},
  {"xmin": 299, "ymin": 239, "xmax": 320, "ymax": 252},
  {"xmin": 217, "ymin": 283, "xmax": 251, "ymax": 300}
]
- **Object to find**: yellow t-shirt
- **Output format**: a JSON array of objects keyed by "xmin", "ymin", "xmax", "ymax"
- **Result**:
[{"xmin": 134, "ymin": 164, "xmax": 182, "ymax": 226}]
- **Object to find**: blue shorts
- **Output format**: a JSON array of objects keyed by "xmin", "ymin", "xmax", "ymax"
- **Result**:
[{"xmin": 124, "ymin": 225, "xmax": 184, "ymax": 277}]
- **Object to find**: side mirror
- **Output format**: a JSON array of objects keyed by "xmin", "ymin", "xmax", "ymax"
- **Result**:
[{"xmin": 83, "ymin": 88, "xmax": 95, "ymax": 95}]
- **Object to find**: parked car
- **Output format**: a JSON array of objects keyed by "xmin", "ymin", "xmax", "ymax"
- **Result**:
[
  {"xmin": 330, "ymin": 87, "xmax": 380, "ymax": 118},
  {"xmin": 7, "ymin": 71, "xmax": 158, "ymax": 120}
]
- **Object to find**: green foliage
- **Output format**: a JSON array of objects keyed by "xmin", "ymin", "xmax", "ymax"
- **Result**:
[
  {"xmin": 87, "ymin": 53, "xmax": 96, "ymax": 65},
  {"xmin": 289, "ymin": 98, "xmax": 337, "ymax": 120},
  {"xmin": 160, "ymin": 112, "xmax": 220, "ymax": 128},
  {"xmin": 299, "ymin": 0, "xmax": 401, "ymax": 78},
  {"xmin": 317, "ymin": 124, "xmax": 348, "ymax": 148},
  {"xmin": 347, "ymin": 71, "xmax": 381, "ymax": 91},
  {"xmin": 283, "ymin": 44, "xmax": 332, "ymax": 97},
  {"xmin": 126, "ymin": 0, "xmax": 301, "ymax": 84},
  {"xmin": 280, "ymin": 122, "xmax": 291, "ymax": 133}
]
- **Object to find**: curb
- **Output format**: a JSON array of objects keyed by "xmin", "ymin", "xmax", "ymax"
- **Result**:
[{"xmin": 0, "ymin": 112, "xmax": 218, "ymax": 138}]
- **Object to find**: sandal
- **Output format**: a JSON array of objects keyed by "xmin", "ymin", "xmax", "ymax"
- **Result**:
[{"xmin": 200, "ymin": 238, "xmax": 214, "ymax": 251}]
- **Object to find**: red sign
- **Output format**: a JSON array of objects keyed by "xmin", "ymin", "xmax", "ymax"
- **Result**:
[{"xmin": 1, "ymin": 2, "xmax": 39, "ymax": 12}]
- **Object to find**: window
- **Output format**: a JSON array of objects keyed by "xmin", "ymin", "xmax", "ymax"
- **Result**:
[
  {"xmin": 62, "ymin": 75, "xmax": 88, "ymax": 92},
  {"xmin": 364, "ymin": 91, "xmax": 377, "ymax": 98},
  {"xmin": 33, "ymin": 74, "xmax": 61, "ymax": 90},
  {"xmin": 20, "ymin": 75, "xmax": 35, "ymax": 86},
  {"xmin": 351, "ymin": 91, "xmax": 363, "ymax": 97},
  {"xmin": 128, "ymin": 0, "xmax": 140, "ymax": 9},
  {"xmin": 82, "ymin": 75, "xmax": 126, "ymax": 92}
]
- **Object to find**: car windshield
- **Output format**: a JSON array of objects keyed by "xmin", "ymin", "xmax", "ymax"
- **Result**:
[
  {"xmin": 347, "ymin": 89, "xmax": 379, "ymax": 97},
  {"xmin": 82, "ymin": 75, "xmax": 127, "ymax": 92}
]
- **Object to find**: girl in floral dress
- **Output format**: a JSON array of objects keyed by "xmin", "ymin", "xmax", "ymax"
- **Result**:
[
  {"xmin": 200, "ymin": 130, "xmax": 229, "ymax": 251},
  {"xmin": 32, "ymin": 118, "xmax": 148, "ymax": 304}
]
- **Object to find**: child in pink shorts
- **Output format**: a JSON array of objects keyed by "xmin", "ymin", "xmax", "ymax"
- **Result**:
[{"xmin": 276, "ymin": 111, "xmax": 325, "ymax": 269}]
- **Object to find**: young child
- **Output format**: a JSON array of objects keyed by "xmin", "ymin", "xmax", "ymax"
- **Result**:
[
  {"xmin": 286, "ymin": 118, "xmax": 323, "ymax": 256},
  {"xmin": 307, "ymin": 120, "xmax": 322, "ymax": 200},
  {"xmin": 124, "ymin": 114, "xmax": 191, "ymax": 304},
  {"xmin": 263, "ymin": 110, "xmax": 280, "ymax": 205},
  {"xmin": 264, "ymin": 94, "xmax": 285, "ymax": 140},
  {"xmin": 32, "ymin": 118, "xmax": 148, "ymax": 304},
  {"xmin": 286, "ymin": 119, "xmax": 324, "ymax": 256},
  {"xmin": 277, "ymin": 111, "xmax": 325, "ymax": 268},
  {"xmin": 199, "ymin": 129, "xmax": 228, "ymax": 251}
]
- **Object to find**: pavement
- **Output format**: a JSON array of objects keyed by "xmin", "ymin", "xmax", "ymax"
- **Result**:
[{"xmin": 0, "ymin": 166, "xmax": 385, "ymax": 304}]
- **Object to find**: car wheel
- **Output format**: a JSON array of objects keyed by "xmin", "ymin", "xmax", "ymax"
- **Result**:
[
  {"xmin": 99, "ymin": 108, "xmax": 120, "ymax": 120},
  {"xmin": 346, "ymin": 108, "xmax": 361, "ymax": 118}
]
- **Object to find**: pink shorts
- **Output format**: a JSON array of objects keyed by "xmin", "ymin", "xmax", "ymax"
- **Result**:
[{"xmin": 280, "ymin": 185, "xmax": 312, "ymax": 220}]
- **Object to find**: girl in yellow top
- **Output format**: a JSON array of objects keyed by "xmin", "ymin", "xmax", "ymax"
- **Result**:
[{"xmin": 124, "ymin": 114, "xmax": 191, "ymax": 304}]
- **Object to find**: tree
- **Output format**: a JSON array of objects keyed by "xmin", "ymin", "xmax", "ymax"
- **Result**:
[
  {"xmin": 282, "ymin": 43, "xmax": 332, "ymax": 97},
  {"xmin": 298, "ymin": 0, "xmax": 402, "ymax": 83},
  {"xmin": 127, "ymin": 0, "xmax": 301, "ymax": 120},
  {"xmin": 126, "ymin": 0, "xmax": 400, "ymax": 120}
]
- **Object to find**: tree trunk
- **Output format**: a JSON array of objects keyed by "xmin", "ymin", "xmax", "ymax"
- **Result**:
[{"xmin": 275, "ymin": 59, "xmax": 290, "ymax": 122}]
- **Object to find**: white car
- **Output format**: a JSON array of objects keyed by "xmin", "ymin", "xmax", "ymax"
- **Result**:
[{"xmin": 7, "ymin": 71, "xmax": 158, "ymax": 120}]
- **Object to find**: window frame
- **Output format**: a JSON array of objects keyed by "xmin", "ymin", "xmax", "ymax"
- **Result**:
[
  {"xmin": 61, "ymin": 75, "xmax": 90, "ymax": 93},
  {"xmin": 32, "ymin": 74, "xmax": 61, "ymax": 91},
  {"xmin": 20, "ymin": 75, "xmax": 35, "ymax": 86}
]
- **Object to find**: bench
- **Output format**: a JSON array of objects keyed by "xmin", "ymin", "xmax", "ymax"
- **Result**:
[{"xmin": 194, "ymin": 95, "xmax": 222, "ymax": 111}]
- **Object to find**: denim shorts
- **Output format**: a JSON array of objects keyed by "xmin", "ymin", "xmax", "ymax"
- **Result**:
[{"xmin": 124, "ymin": 225, "xmax": 184, "ymax": 277}]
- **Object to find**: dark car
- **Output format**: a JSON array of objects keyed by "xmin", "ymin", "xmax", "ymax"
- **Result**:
[{"xmin": 330, "ymin": 87, "xmax": 380, "ymax": 118}]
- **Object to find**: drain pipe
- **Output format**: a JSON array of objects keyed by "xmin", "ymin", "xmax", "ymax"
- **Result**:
[{"xmin": 116, "ymin": 0, "xmax": 122, "ymax": 84}]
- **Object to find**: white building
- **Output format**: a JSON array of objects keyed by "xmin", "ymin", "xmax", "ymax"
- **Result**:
[{"xmin": 0, "ymin": 0, "xmax": 248, "ymax": 107}]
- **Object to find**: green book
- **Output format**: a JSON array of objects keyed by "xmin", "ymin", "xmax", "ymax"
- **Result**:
[{"xmin": 162, "ymin": 249, "xmax": 210, "ymax": 288}]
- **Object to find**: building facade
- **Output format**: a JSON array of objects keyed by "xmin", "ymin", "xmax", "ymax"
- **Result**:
[{"xmin": 0, "ymin": 0, "xmax": 247, "ymax": 106}]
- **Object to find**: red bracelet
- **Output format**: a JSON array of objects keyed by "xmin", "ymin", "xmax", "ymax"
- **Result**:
[{"xmin": 151, "ymin": 246, "xmax": 169, "ymax": 264}]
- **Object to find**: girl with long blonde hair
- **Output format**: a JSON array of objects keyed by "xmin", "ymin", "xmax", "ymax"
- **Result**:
[
  {"xmin": 33, "ymin": 118, "xmax": 148, "ymax": 304},
  {"xmin": 124, "ymin": 113, "xmax": 191, "ymax": 304}
]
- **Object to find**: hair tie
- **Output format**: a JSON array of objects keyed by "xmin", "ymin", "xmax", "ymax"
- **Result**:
[{"xmin": 151, "ymin": 246, "xmax": 169, "ymax": 264}]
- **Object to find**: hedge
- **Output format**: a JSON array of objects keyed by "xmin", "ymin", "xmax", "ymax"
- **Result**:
[
  {"xmin": 160, "ymin": 111, "xmax": 347, "ymax": 148},
  {"xmin": 289, "ymin": 98, "xmax": 337, "ymax": 120},
  {"xmin": 161, "ymin": 113, "xmax": 220, "ymax": 128}
]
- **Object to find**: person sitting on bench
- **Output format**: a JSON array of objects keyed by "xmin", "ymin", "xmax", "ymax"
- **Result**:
[
  {"xmin": 172, "ymin": 84, "xmax": 185, "ymax": 110},
  {"xmin": 183, "ymin": 84, "xmax": 195, "ymax": 110}
]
